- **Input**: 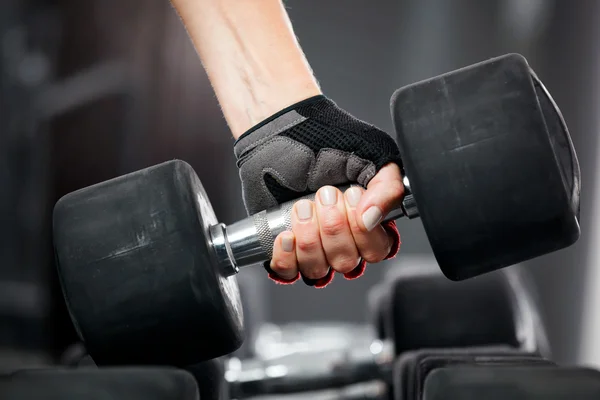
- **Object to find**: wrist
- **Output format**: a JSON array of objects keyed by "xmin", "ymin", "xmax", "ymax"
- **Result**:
[
  {"xmin": 223, "ymin": 44, "xmax": 321, "ymax": 137},
  {"xmin": 239, "ymin": 78, "xmax": 322, "ymax": 136}
]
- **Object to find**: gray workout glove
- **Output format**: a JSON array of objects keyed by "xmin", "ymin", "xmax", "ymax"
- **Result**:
[
  {"xmin": 234, "ymin": 95, "xmax": 402, "ymax": 213},
  {"xmin": 233, "ymin": 95, "xmax": 402, "ymax": 286}
]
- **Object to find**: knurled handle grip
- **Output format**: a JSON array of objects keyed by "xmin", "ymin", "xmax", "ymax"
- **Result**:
[
  {"xmin": 251, "ymin": 185, "xmax": 404, "ymax": 259},
  {"xmin": 252, "ymin": 189, "xmax": 337, "ymax": 259}
]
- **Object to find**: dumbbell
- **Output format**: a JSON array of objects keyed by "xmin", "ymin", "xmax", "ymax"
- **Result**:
[
  {"xmin": 52, "ymin": 53, "xmax": 579, "ymax": 367},
  {"xmin": 393, "ymin": 346, "xmax": 555, "ymax": 400},
  {"xmin": 59, "ymin": 343, "xmax": 230, "ymax": 400},
  {"xmin": 187, "ymin": 358, "xmax": 230, "ymax": 400},
  {"xmin": 226, "ymin": 322, "xmax": 391, "ymax": 399},
  {"xmin": 366, "ymin": 281, "xmax": 388, "ymax": 341},
  {"xmin": 241, "ymin": 382, "xmax": 387, "ymax": 400},
  {"xmin": 227, "ymin": 265, "xmax": 541, "ymax": 399},
  {"xmin": 225, "ymin": 260, "xmax": 546, "ymax": 399},
  {"xmin": 369, "ymin": 257, "xmax": 549, "ymax": 358},
  {"xmin": 423, "ymin": 365, "xmax": 600, "ymax": 400},
  {"xmin": 1, "ymin": 367, "xmax": 199, "ymax": 399},
  {"xmin": 365, "ymin": 258, "xmax": 549, "ymax": 399}
]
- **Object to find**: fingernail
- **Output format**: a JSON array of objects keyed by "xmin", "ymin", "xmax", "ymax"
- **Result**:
[
  {"xmin": 320, "ymin": 187, "xmax": 337, "ymax": 206},
  {"xmin": 296, "ymin": 200, "xmax": 313, "ymax": 221},
  {"xmin": 362, "ymin": 206, "xmax": 383, "ymax": 231},
  {"xmin": 281, "ymin": 234, "xmax": 294, "ymax": 252},
  {"xmin": 346, "ymin": 187, "xmax": 362, "ymax": 208}
]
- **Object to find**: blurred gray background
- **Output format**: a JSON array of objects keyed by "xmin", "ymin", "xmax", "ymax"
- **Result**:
[{"xmin": 1, "ymin": 0, "xmax": 599, "ymax": 368}]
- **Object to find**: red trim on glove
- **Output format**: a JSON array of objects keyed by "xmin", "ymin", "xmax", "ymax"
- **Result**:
[
  {"xmin": 382, "ymin": 220, "xmax": 401, "ymax": 259},
  {"xmin": 267, "ymin": 271, "xmax": 301, "ymax": 285},
  {"xmin": 312, "ymin": 268, "xmax": 336, "ymax": 288},
  {"xmin": 343, "ymin": 259, "xmax": 367, "ymax": 280}
]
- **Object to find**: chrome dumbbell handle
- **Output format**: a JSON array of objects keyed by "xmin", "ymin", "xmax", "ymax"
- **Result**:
[{"xmin": 211, "ymin": 178, "xmax": 417, "ymax": 276}]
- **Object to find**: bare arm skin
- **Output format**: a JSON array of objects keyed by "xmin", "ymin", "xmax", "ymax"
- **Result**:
[{"xmin": 171, "ymin": 0, "xmax": 322, "ymax": 137}]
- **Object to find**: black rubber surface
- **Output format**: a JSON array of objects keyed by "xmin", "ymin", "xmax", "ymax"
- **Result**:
[
  {"xmin": 384, "ymin": 269, "xmax": 522, "ymax": 357},
  {"xmin": 366, "ymin": 282, "xmax": 388, "ymax": 340},
  {"xmin": 2, "ymin": 367, "xmax": 199, "ymax": 399},
  {"xmin": 531, "ymin": 72, "xmax": 580, "ymax": 218},
  {"xmin": 53, "ymin": 160, "xmax": 244, "ymax": 366},
  {"xmin": 187, "ymin": 358, "xmax": 229, "ymax": 400},
  {"xmin": 423, "ymin": 365, "xmax": 600, "ymax": 400},
  {"xmin": 391, "ymin": 53, "xmax": 580, "ymax": 280},
  {"xmin": 393, "ymin": 346, "xmax": 553, "ymax": 400}
]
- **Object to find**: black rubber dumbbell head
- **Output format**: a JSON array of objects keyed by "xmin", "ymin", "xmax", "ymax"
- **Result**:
[
  {"xmin": 366, "ymin": 282, "xmax": 388, "ymax": 340},
  {"xmin": 3, "ymin": 367, "xmax": 199, "ymax": 400},
  {"xmin": 423, "ymin": 365, "xmax": 600, "ymax": 400},
  {"xmin": 392, "ymin": 53, "xmax": 580, "ymax": 280},
  {"xmin": 393, "ymin": 346, "xmax": 554, "ymax": 400},
  {"xmin": 53, "ymin": 160, "xmax": 244, "ymax": 366},
  {"xmin": 186, "ymin": 358, "xmax": 229, "ymax": 400},
  {"xmin": 382, "ymin": 262, "xmax": 545, "ymax": 357}
]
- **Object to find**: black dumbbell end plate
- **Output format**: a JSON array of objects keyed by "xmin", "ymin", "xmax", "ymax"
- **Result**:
[
  {"xmin": 186, "ymin": 358, "xmax": 229, "ymax": 400},
  {"xmin": 392, "ymin": 53, "xmax": 580, "ymax": 280},
  {"xmin": 4, "ymin": 368, "xmax": 199, "ymax": 400},
  {"xmin": 386, "ymin": 270, "xmax": 522, "ymax": 357},
  {"xmin": 423, "ymin": 366, "xmax": 600, "ymax": 400},
  {"xmin": 402, "ymin": 347, "xmax": 554, "ymax": 400},
  {"xmin": 366, "ymin": 283, "xmax": 388, "ymax": 340},
  {"xmin": 53, "ymin": 159, "xmax": 244, "ymax": 366}
]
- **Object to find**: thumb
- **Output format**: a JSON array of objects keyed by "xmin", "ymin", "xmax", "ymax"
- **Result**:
[{"xmin": 355, "ymin": 163, "xmax": 404, "ymax": 232}]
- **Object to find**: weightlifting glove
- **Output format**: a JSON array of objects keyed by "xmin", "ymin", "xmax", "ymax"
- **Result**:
[{"xmin": 234, "ymin": 95, "xmax": 402, "ymax": 287}]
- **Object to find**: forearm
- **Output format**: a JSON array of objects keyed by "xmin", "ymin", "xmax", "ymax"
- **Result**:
[{"xmin": 171, "ymin": 0, "xmax": 321, "ymax": 137}]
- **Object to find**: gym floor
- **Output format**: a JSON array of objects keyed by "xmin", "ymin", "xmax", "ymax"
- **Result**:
[{"xmin": 2, "ymin": 0, "xmax": 600, "ymax": 378}]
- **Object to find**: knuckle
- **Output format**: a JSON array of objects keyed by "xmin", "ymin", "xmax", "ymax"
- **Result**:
[
  {"xmin": 303, "ymin": 265, "xmax": 329, "ymax": 279},
  {"xmin": 320, "ymin": 215, "xmax": 347, "ymax": 237},
  {"xmin": 332, "ymin": 256, "xmax": 360, "ymax": 273},
  {"xmin": 296, "ymin": 234, "xmax": 321, "ymax": 253},
  {"xmin": 272, "ymin": 259, "xmax": 293, "ymax": 273},
  {"xmin": 361, "ymin": 249, "xmax": 386, "ymax": 264}
]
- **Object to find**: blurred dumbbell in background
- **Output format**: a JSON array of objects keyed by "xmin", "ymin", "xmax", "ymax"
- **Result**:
[
  {"xmin": 183, "ymin": 256, "xmax": 598, "ymax": 400},
  {"xmin": 48, "ymin": 253, "xmax": 600, "ymax": 400},
  {"xmin": 216, "ymin": 257, "xmax": 600, "ymax": 400},
  {"xmin": 216, "ymin": 256, "xmax": 547, "ymax": 399},
  {"xmin": 1, "ymin": 367, "xmax": 201, "ymax": 400},
  {"xmin": 46, "ymin": 259, "xmax": 568, "ymax": 399}
]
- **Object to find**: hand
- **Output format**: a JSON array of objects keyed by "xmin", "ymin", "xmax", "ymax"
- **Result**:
[
  {"xmin": 233, "ymin": 94, "xmax": 403, "ymax": 287},
  {"xmin": 269, "ymin": 163, "xmax": 403, "ymax": 287}
]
